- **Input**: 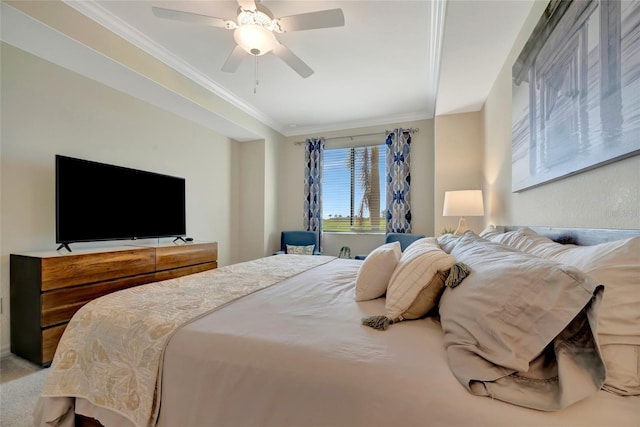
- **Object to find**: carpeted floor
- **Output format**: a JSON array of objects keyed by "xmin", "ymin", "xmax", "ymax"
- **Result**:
[{"xmin": 1, "ymin": 355, "xmax": 48, "ymax": 427}]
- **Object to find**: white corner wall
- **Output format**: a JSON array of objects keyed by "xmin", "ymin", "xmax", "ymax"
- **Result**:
[
  {"xmin": 482, "ymin": 1, "xmax": 640, "ymax": 229},
  {"xmin": 232, "ymin": 135, "xmax": 282, "ymax": 263},
  {"xmin": 235, "ymin": 139, "xmax": 267, "ymax": 262},
  {"xmin": 434, "ymin": 112, "xmax": 484, "ymax": 235}
]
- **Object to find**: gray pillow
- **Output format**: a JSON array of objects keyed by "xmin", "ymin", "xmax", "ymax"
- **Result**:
[
  {"xmin": 439, "ymin": 231, "xmax": 605, "ymax": 411},
  {"xmin": 489, "ymin": 227, "xmax": 640, "ymax": 396}
]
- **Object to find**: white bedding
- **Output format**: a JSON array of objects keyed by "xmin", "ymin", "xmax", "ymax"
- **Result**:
[
  {"xmin": 157, "ymin": 259, "xmax": 638, "ymax": 426},
  {"xmin": 36, "ymin": 255, "xmax": 334, "ymax": 427},
  {"xmin": 39, "ymin": 256, "xmax": 640, "ymax": 427}
]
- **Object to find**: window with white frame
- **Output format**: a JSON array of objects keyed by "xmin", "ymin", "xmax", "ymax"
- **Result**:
[{"xmin": 322, "ymin": 144, "xmax": 386, "ymax": 232}]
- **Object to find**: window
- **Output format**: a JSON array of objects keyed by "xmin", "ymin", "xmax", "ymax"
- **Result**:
[{"xmin": 322, "ymin": 145, "xmax": 386, "ymax": 232}]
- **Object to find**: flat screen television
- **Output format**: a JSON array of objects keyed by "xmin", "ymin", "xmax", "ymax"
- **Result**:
[{"xmin": 56, "ymin": 155, "xmax": 186, "ymax": 249}]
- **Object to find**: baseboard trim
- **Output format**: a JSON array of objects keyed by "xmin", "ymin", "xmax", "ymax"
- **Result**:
[{"xmin": 1, "ymin": 345, "xmax": 12, "ymax": 358}]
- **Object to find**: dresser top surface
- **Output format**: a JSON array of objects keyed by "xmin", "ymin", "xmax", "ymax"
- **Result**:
[
  {"xmin": 12, "ymin": 241, "xmax": 216, "ymax": 258},
  {"xmin": 11, "ymin": 246, "xmax": 143, "ymax": 258}
]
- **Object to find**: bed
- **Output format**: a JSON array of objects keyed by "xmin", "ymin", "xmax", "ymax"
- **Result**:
[{"xmin": 35, "ymin": 226, "xmax": 640, "ymax": 427}]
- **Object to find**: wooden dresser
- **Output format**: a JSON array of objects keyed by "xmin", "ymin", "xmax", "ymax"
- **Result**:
[{"xmin": 10, "ymin": 241, "xmax": 217, "ymax": 366}]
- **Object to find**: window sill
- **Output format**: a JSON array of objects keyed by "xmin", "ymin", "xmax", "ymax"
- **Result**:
[{"xmin": 322, "ymin": 231, "xmax": 385, "ymax": 235}]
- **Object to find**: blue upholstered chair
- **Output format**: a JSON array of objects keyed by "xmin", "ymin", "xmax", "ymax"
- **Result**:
[
  {"xmin": 273, "ymin": 230, "xmax": 322, "ymax": 255},
  {"xmin": 354, "ymin": 232, "xmax": 426, "ymax": 260}
]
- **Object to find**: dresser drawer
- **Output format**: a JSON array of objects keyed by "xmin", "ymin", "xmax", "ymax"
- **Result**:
[
  {"xmin": 41, "ymin": 248, "xmax": 156, "ymax": 291},
  {"xmin": 41, "ymin": 272, "xmax": 157, "ymax": 327},
  {"xmin": 154, "ymin": 261, "xmax": 218, "ymax": 282},
  {"xmin": 42, "ymin": 324, "xmax": 67, "ymax": 364},
  {"xmin": 155, "ymin": 242, "xmax": 218, "ymax": 271}
]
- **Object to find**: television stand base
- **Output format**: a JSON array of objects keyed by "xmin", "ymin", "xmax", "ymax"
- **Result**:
[
  {"xmin": 173, "ymin": 236, "xmax": 186, "ymax": 243},
  {"xmin": 56, "ymin": 243, "xmax": 72, "ymax": 252}
]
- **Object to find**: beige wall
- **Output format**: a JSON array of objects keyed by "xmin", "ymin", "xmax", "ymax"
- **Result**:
[
  {"xmin": 235, "ymin": 140, "xmax": 266, "ymax": 262},
  {"xmin": 232, "ymin": 136, "xmax": 282, "ymax": 262},
  {"xmin": 0, "ymin": 37, "xmax": 289, "ymax": 354},
  {"xmin": 482, "ymin": 1, "xmax": 640, "ymax": 230},
  {"xmin": 278, "ymin": 119, "xmax": 434, "ymax": 257},
  {"xmin": 264, "ymin": 137, "xmax": 281, "ymax": 256},
  {"xmin": 434, "ymin": 112, "xmax": 484, "ymax": 235},
  {"xmin": 0, "ymin": 44, "xmax": 255, "ymax": 354}
]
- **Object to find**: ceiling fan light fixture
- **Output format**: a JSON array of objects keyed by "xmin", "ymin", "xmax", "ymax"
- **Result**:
[
  {"xmin": 237, "ymin": 9, "xmax": 275, "ymax": 29},
  {"xmin": 152, "ymin": 1, "xmax": 345, "ymax": 78},
  {"xmin": 233, "ymin": 24, "xmax": 278, "ymax": 56}
]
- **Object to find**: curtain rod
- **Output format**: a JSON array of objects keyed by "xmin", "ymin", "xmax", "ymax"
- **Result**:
[{"xmin": 293, "ymin": 128, "xmax": 419, "ymax": 145}]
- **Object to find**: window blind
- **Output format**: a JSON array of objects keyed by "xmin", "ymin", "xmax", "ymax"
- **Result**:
[{"xmin": 322, "ymin": 144, "xmax": 386, "ymax": 232}]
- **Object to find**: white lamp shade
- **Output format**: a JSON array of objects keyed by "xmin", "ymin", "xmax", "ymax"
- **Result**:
[
  {"xmin": 443, "ymin": 190, "xmax": 484, "ymax": 217},
  {"xmin": 233, "ymin": 24, "xmax": 278, "ymax": 56}
]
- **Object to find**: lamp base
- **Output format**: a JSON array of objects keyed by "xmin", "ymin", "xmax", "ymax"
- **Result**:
[{"xmin": 454, "ymin": 217, "xmax": 468, "ymax": 236}]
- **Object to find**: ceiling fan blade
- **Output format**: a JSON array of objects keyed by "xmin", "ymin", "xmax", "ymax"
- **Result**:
[
  {"xmin": 221, "ymin": 46, "xmax": 246, "ymax": 73},
  {"xmin": 272, "ymin": 43, "xmax": 314, "ymax": 78},
  {"xmin": 152, "ymin": 7, "xmax": 228, "ymax": 29},
  {"xmin": 237, "ymin": 0, "xmax": 257, "ymax": 12},
  {"xmin": 277, "ymin": 9, "xmax": 345, "ymax": 32}
]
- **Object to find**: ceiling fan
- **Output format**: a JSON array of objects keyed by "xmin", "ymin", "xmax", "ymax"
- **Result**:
[{"xmin": 152, "ymin": 0, "xmax": 345, "ymax": 79}]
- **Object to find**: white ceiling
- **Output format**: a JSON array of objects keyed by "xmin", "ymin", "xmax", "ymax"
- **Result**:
[{"xmin": 1, "ymin": 0, "xmax": 535, "ymax": 138}]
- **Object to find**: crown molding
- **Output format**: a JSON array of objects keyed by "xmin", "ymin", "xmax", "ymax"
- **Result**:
[
  {"xmin": 59, "ymin": 0, "xmax": 444, "ymax": 140},
  {"xmin": 1, "ymin": 2, "xmax": 262, "ymax": 142},
  {"xmin": 283, "ymin": 111, "xmax": 432, "ymax": 138},
  {"xmin": 427, "ymin": 0, "xmax": 447, "ymax": 116},
  {"xmin": 63, "ymin": 0, "xmax": 286, "ymax": 135},
  {"xmin": 283, "ymin": 0, "xmax": 443, "ymax": 137}
]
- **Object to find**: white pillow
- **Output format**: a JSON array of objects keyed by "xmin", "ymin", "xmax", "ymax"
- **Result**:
[
  {"xmin": 437, "ymin": 233, "xmax": 460, "ymax": 254},
  {"xmin": 286, "ymin": 244, "xmax": 315, "ymax": 255},
  {"xmin": 478, "ymin": 225, "xmax": 502, "ymax": 240},
  {"xmin": 354, "ymin": 241, "xmax": 401, "ymax": 301},
  {"xmin": 385, "ymin": 237, "xmax": 456, "ymax": 321}
]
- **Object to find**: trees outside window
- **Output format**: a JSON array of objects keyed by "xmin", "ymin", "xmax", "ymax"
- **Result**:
[{"xmin": 322, "ymin": 145, "xmax": 385, "ymax": 232}]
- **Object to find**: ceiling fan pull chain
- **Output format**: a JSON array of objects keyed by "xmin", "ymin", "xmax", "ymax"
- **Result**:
[{"xmin": 254, "ymin": 55, "xmax": 259, "ymax": 94}]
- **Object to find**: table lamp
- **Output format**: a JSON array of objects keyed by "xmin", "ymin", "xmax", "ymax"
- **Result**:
[{"xmin": 443, "ymin": 190, "xmax": 484, "ymax": 235}]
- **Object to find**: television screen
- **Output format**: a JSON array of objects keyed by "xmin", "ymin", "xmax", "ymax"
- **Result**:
[{"xmin": 56, "ymin": 155, "xmax": 186, "ymax": 244}]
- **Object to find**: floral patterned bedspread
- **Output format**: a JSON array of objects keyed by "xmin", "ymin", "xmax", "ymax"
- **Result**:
[{"xmin": 41, "ymin": 255, "xmax": 335, "ymax": 427}]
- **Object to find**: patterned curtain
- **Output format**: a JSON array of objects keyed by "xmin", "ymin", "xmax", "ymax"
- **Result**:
[
  {"xmin": 303, "ymin": 138, "xmax": 324, "ymax": 241},
  {"xmin": 385, "ymin": 129, "xmax": 412, "ymax": 233}
]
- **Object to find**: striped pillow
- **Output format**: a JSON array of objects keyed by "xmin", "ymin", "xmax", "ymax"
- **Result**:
[{"xmin": 385, "ymin": 237, "xmax": 456, "ymax": 321}]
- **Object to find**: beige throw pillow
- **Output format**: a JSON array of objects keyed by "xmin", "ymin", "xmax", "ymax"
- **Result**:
[
  {"xmin": 385, "ymin": 237, "xmax": 456, "ymax": 321},
  {"xmin": 354, "ymin": 241, "xmax": 401, "ymax": 302}
]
